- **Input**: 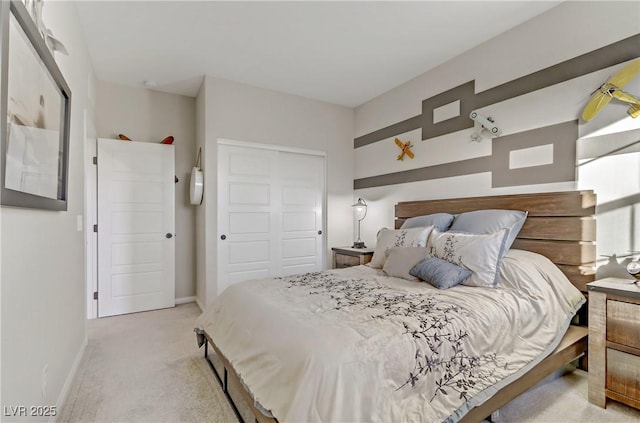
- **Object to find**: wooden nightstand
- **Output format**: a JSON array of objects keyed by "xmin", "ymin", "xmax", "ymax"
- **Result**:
[
  {"xmin": 332, "ymin": 247, "xmax": 374, "ymax": 269},
  {"xmin": 588, "ymin": 277, "xmax": 640, "ymax": 410}
]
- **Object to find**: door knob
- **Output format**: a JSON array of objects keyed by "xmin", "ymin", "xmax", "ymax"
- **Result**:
[
  {"xmin": 166, "ymin": 233, "xmax": 173, "ymax": 239},
  {"xmin": 221, "ymin": 234, "xmax": 227, "ymax": 240},
  {"xmin": 318, "ymin": 230, "xmax": 322, "ymax": 235}
]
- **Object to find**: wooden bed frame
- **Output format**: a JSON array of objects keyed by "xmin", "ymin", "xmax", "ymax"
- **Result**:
[{"xmin": 202, "ymin": 190, "xmax": 596, "ymax": 423}]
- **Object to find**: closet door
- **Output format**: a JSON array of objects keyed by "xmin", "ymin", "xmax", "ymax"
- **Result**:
[
  {"xmin": 279, "ymin": 152, "xmax": 324, "ymax": 276},
  {"xmin": 218, "ymin": 145, "xmax": 279, "ymax": 295},
  {"xmin": 217, "ymin": 142, "xmax": 325, "ymax": 295}
]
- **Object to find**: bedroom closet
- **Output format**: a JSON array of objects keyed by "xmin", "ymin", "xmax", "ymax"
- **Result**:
[{"xmin": 217, "ymin": 140, "xmax": 326, "ymax": 294}]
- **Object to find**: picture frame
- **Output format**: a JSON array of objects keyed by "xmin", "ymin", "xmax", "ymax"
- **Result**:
[{"xmin": 0, "ymin": 0, "xmax": 71, "ymax": 211}]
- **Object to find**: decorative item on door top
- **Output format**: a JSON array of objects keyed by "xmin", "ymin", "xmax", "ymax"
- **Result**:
[
  {"xmin": 352, "ymin": 198, "xmax": 367, "ymax": 248},
  {"xmin": 469, "ymin": 111, "xmax": 502, "ymax": 142},
  {"xmin": 190, "ymin": 147, "xmax": 204, "ymax": 205},
  {"xmin": 117, "ymin": 133, "xmax": 174, "ymax": 144},
  {"xmin": 582, "ymin": 58, "xmax": 640, "ymax": 121},
  {"xmin": 394, "ymin": 138, "xmax": 414, "ymax": 161}
]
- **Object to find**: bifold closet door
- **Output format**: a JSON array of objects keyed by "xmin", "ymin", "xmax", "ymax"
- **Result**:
[
  {"xmin": 97, "ymin": 138, "xmax": 175, "ymax": 317},
  {"xmin": 217, "ymin": 143, "xmax": 325, "ymax": 295}
]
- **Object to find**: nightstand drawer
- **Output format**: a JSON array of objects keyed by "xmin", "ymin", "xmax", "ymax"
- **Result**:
[
  {"xmin": 607, "ymin": 300, "xmax": 640, "ymax": 350},
  {"xmin": 606, "ymin": 348, "xmax": 640, "ymax": 407},
  {"xmin": 335, "ymin": 254, "xmax": 361, "ymax": 268},
  {"xmin": 332, "ymin": 247, "xmax": 374, "ymax": 269},
  {"xmin": 588, "ymin": 278, "xmax": 640, "ymax": 410}
]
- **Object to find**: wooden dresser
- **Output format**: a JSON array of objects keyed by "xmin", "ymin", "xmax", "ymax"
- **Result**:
[{"xmin": 588, "ymin": 277, "xmax": 640, "ymax": 410}]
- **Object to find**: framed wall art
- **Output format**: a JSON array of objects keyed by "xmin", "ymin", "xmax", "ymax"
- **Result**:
[{"xmin": 0, "ymin": 0, "xmax": 71, "ymax": 211}]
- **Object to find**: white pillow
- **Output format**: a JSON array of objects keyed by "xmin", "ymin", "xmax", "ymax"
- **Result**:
[
  {"xmin": 428, "ymin": 228, "xmax": 508, "ymax": 287},
  {"xmin": 369, "ymin": 226, "xmax": 433, "ymax": 268}
]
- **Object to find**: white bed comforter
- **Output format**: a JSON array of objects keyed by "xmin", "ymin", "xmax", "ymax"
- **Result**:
[{"xmin": 196, "ymin": 250, "xmax": 585, "ymax": 422}]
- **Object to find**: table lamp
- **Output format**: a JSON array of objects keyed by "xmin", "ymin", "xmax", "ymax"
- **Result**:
[{"xmin": 352, "ymin": 198, "xmax": 367, "ymax": 248}]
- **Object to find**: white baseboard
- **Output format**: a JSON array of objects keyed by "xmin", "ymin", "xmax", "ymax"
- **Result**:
[
  {"xmin": 51, "ymin": 336, "xmax": 88, "ymax": 422},
  {"xmin": 195, "ymin": 297, "xmax": 204, "ymax": 312},
  {"xmin": 175, "ymin": 296, "xmax": 196, "ymax": 305}
]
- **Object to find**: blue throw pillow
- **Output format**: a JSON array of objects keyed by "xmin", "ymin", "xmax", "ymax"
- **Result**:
[
  {"xmin": 400, "ymin": 213, "xmax": 455, "ymax": 232},
  {"xmin": 410, "ymin": 256, "xmax": 472, "ymax": 289}
]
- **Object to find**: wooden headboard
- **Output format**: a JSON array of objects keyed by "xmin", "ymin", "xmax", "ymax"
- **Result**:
[{"xmin": 395, "ymin": 190, "xmax": 596, "ymax": 292}]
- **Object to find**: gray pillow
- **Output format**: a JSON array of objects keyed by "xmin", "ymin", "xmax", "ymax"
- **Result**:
[
  {"xmin": 449, "ymin": 209, "xmax": 527, "ymax": 254},
  {"xmin": 382, "ymin": 247, "xmax": 431, "ymax": 281},
  {"xmin": 400, "ymin": 213, "xmax": 455, "ymax": 232},
  {"xmin": 410, "ymin": 256, "xmax": 472, "ymax": 289}
]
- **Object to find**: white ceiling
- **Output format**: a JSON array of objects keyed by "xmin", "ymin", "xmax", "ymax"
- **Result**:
[{"xmin": 75, "ymin": 1, "xmax": 563, "ymax": 108}]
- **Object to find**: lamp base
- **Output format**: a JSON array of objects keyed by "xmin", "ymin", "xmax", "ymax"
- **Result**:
[{"xmin": 352, "ymin": 241, "xmax": 366, "ymax": 249}]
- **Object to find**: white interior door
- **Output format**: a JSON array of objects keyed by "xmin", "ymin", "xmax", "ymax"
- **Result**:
[
  {"xmin": 218, "ymin": 142, "xmax": 325, "ymax": 295},
  {"xmin": 97, "ymin": 138, "xmax": 175, "ymax": 317},
  {"xmin": 279, "ymin": 151, "xmax": 324, "ymax": 276}
]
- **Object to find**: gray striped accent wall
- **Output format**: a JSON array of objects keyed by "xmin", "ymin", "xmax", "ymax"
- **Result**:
[
  {"xmin": 354, "ymin": 121, "xmax": 578, "ymax": 189},
  {"xmin": 353, "ymin": 33, "xmax": 639, "ymax": 189}
]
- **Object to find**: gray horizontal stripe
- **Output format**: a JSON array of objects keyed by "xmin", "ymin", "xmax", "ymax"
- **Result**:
[
  {"xmin": 353, "ymin": 155, "xmax": 493, "ymax": 189},
  {"xmin": 354, "ymin": 115, "xmax": 421, "ymax": 148},
  {"xmin": 474, "ymin": 33, "xmax": 640, "ymax": 109}
]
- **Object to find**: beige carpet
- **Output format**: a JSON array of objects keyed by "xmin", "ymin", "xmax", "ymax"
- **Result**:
[
  {"xmin": 60, "ymin": 303, "xmax": 640, "ymax": 423},
  {"xmin": 496, "ymin": 368, "xmax": 639, "ymax": 423},
  {"xmin": 59, "ymin": 303, "xmax": 241, "ymax": 423}
]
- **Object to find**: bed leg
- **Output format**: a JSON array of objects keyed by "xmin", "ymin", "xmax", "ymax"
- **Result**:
[
  {"xmin": 483, "ymin": 410, "xmax": 500, "ymax": 423},
  {"xmin": 202, "ymin": 338, "xmax": 245, "ymax": 423}
]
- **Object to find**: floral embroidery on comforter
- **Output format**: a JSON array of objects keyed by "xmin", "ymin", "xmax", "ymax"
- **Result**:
[{"xmin": 281, "ymin": 271, "xmax": 506, "ymax": 402}]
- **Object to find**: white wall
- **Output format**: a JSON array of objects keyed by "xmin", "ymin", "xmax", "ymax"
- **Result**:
[
  {"xmin": 1, "ymin": 1, "xmax": 95, "ymax": 417},
  {"xmin": 95, "ymin": 81, "xmax": 197, "ymax": 301},
  {"xmin": 578, "ymin": 128, "xmax": 640, "ymax": 275},
  {"xmin": 354, "ymin": 1, "xmax": 640, "ymax": 258},
  {"xmin": 196, "ymin": 76, "xmax": 354, "ymax": 306}
]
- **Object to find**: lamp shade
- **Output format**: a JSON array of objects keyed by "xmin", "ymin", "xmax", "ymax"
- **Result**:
[{"xmin": 352, "ymin": 198, "xmax": 367, "ymax": 221}]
